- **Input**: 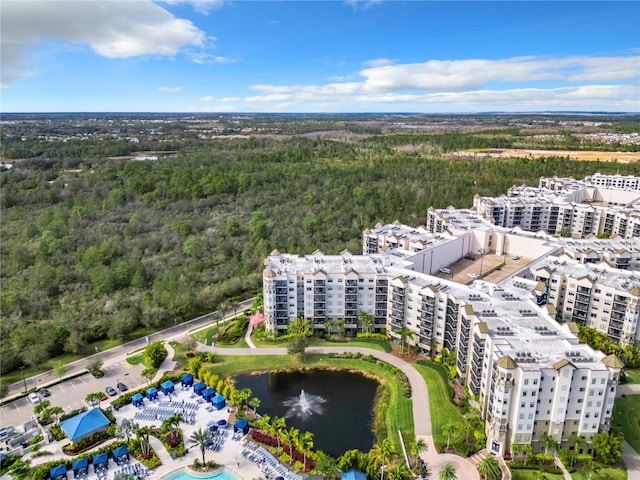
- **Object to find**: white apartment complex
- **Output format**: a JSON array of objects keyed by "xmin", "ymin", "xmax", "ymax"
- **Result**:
[{"xmin": 263, "ymin": 174, "xmax": 637, "ymax": 456}]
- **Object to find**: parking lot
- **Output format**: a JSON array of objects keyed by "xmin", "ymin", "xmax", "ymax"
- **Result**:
[
  {"xmin": 434, "ymin": 253, "xmax": 532, "ymax": 285},
  {"xmin": 0, "ymin": 360, "xmax": 145, "ymax": 428}
]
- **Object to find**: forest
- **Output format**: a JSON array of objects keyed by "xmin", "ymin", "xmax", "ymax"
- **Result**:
[{"xmin": 1, "ymin": 114, "xmax": 639, "ymax": 380}]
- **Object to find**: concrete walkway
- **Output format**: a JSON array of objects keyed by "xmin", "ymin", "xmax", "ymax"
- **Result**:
[{"xmin": 202, "ymin": 344, "xmax": 480, "ymax": 480}]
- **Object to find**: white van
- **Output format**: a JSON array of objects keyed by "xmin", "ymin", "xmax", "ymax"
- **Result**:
[{"xmin": 439, "ymin": 267, "xmax": 451, "ymax": 274}]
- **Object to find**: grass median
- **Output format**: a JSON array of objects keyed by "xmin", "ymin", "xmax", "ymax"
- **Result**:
[{"xmin": 613, "ymin": 394, "xmax": 640, "ymax": 453}]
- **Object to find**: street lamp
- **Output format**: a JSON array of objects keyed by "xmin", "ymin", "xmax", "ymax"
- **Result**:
[{"xmin": 20, "ymin": 365, "xmax": 28, "ymax": 393}]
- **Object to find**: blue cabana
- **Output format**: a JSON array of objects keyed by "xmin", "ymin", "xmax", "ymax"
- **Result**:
[
  {"xmin": 233, "ymin": 419, "xmax": 249, "ymax": 435},
  {"xmin": 208, "ymin": 424, "xmax": 218, "ymax": 433},
  {"xmin": 193, "ymin": 381, "xmax": 206, "ymax": 395},
  {"xmin": 50, "ymin": 464, "xmax": 67, "ymax": 480},
  {"xmin": 146, "ymin": 387, "xmax": 158, "ymax": 400},
  {"xmin": 181, "ymin": 374, "xmax": 194, "ymax": 387},
  {"xmin": 212, "ymin": 394, "xmax": 226, "ymax": 410},
  {"xmin": 202, "ymin": 388, "xmax": 215, "ymax": 401},
  {"xmin": 59, "ymin": 408, "xmax": 111, "ymax": 443},
  {"xmin": 217, "ymin": 419, "xmax": 227, "ymax": 427},
  {"xmin": 131, "ymin": 393, "xmax": 144, "ymax": 407},
  {"xmin": 71, "ymin": 458, "xmax": 88, "ymax": 477},
  {"xmin": 160, "ymin": 381, "xmax": 175, "ymax": 395},
  {"xmin": 341, "ymin": 469, "xmax": 367, "ymax": 480},
  {"xmin": 92, "ymin": 452, "xmax": 108, "ymax": 471},
  {"xmin": 112, "ymin": 445, "xmax": 129, "ymax": 464}
]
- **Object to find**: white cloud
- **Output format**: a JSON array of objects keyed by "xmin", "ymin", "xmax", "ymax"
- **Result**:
[
  {"xmin": 1, "ymin": 0, "xmax": 207, "ymax": 87},
  {"xmin": 163, "ymin": 0, "xmax": 224, "ymax": 16},
  {"xmin": 186, "ymin": 51, "xmax": 239, "ymax": 64},
  {"xmin": 362, "ymin": 58, "xmax": 395, "ymax": 68},
  {"xmin": 345, "ymin": 0, "xmax": 383, "ymax": 10},
  {"xmin": 239, "ymin": 55, "xmax": 639, "ymax": 111},
  {"xmin": 197, "ymin": 95, "xmax": 241, "ymax": 102},
  {"xmin": 158, "ymin": 86, "xmax": 183, "ymax": 93}
]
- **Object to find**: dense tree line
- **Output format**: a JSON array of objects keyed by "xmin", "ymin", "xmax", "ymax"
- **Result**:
[{"xmin": 1, "ymin": 128, "xmax": 639, "ymax": 377}]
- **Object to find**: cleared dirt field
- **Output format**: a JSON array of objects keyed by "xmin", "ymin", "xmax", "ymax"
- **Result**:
[{"xmin": 456, "ymin": 149, "xmax": 640, "ymax": 163}]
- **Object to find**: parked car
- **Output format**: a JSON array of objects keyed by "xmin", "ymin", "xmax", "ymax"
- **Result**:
[
  {"xmin": 38, "ymin": 388, "xmax": 51, "ymax": 397},
  {"xmin": 117, "ymin": 382, "xmax": 128, "ymax": 392},
  {"xmin": 464, "ymin": 254, "xmax": 476, "ymax": 260},
  {"xmin": 28, "ymin": 392, "xmax": 41, "ymax": 404},
  {"xmin": 439, "ymin": 267, "xmax": 451, "ymax": 274},
  {"xmin": 105, "ymin": 386, "xmax": 118, "ymax": 397},
  {"xmin": 512, "ymin": 255, "xmax": 521, "ymax": 260},
  {"xmin": 87, "ymin": 397, "xmax": 99, "ymax": 407},
  {"xmin": 466, "ymin": 272, "xmax": 478, "ymax": 278}
]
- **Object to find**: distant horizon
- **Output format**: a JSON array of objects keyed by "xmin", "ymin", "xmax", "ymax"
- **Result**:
[
  {"xmin": 2, "ymin": 110, "xmax": 639, "ymax": 116},
  {"xmin": 2, "ymin": 1, "xmax": 638, "ymax": 113}
]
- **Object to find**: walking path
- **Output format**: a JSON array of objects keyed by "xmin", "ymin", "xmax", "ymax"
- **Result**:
[{"xmin": 200, "ymin": 344, "xmax": 480, "ymax": 480}]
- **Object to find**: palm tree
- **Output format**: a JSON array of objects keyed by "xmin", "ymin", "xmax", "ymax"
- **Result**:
[
  {"xmin": 510, "ymin": 442, "xmax": 521, "ymax": 462},
  {"xmin": 542, "ymin": 434, "xmax": 557, "ymax": 456},
  {"xmin": 324, "ymin": 320, "xmax": 334, "ymax": 336},
  {"xmin": 48, "ymin": 406, "xmax": 64, "ymax": 424},
  {"xmin": 189, "ymin": 427, "xmax": 210, "ymax": 465},
  {"xmin": 438, "ymin": 463, "xmax": 457, "ymax": 480},
  {"xmin": 116, "ymin": 418, "xmax": 135, "ymax": 443},
  {"xmin": 298, "ymin": 431, "xmax": 314, "ymax": 471},
  {"xmin": 283, "ymin": 427, "xmax": 299, "ymax": 463},
  {"xmin": 522, "ymin": 445, "xmax": 533, "ymax": 467},
  {"xmin": 569, "ymin": 435, "xmax": 586, "ymax": 460},
  {"xmin": 229, "ymin": 299, "xmax": 239, "ymax": 320},
  {"xmin": 410, "ymin": 437, "xmax": 428, "ymax": 468},
  {"xmin": 8, "ymin": 458, "xmax": 30, "ymax": 480},
  {"xmin": 272, "ymin": 416, "xmax": 286, "ymax": 453},
  {"xmin": 249, "ymin": 397, "xmax": 260, "ymax": 415},
  {"xmin": 370, "ymin": 438, "xmax": 395, "ymax": 479},
  {"xmin": 335, "ymin": 319, "xmax": 344, "ymax": 337},
  {"xmin": 256, "ymin": 414, "xmax": 271, "ymax": 431},
  {"xmin": 397, "ymin": 327, "xmax": 414, "ymax": 356},
  {"xmin": 33, "ymin": 399, "xmax": 51, "ymax": 416},
  {"xmin": 442, "ymin": 422, "xmax": 457, "ymax": 450},
  {"xmin": 358, "ymin": 311, "xmax": 374, "ymax": 334},
  {"xmin": 477, "ymin": 455, "xmax": 501, "ymax": 480},
  {"xmin": 388, "ymin": 464, "xmax": 411, "ymax": 480}
]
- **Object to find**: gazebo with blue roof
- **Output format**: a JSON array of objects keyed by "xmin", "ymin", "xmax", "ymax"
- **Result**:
[
  {"xmin": 59, "ymin": 408, "xmax": 111, "ymax": 443},
  {"xmin": 181, "ymin": 374, "xmax": 194, "ymax": 387},
  {"xmin": 202, "ymin": 387, "xmax": 216, "ymax": 402},
  {"xmin": 193, "ymin": 381, "xmax": 206, "ymax": 395},
  {"xmin": 146, "ymin": 387, "xmax": 158, "ymax": 400},
  {"xmin": 49, "ymin": 464, "xmax": 67, "ymax": 480},
  {"xmin": 92, "ymin": 452, "xmax": 108, "ymax": 472},
  {"xmin": 71, "ymin": 458, "xmax": 88, "ymax": 478},
  {"xmin": 131, "ymin": 393, "xmax": 144, "ymax": 407},
  {"xmin": 212, "ymin": 394, "xmax": 226, "ymax": 410},
  {"xmin": 233, "ymin": 419, "xmax": 249, "ymax": 435},
  {"xmin": 112, "ymin": 445, "xmax": 129, "ymax": 464},
  {"xmin": 341, "ymin": 468, "xmax": 367, "ymax": 480},
  {"xmin": 160, "ymin": 380, "xmax": 175, "ymax": 395}
]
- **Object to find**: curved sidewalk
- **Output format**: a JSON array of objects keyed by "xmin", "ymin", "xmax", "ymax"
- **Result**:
[{"xmin": 201, "ymin": 344, "xmax": 480, "ymax": 479}]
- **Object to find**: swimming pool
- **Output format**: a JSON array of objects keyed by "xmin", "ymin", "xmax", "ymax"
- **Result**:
[{"xmin": 162, "ymin": 467, "xmax": 239, "ymax": 480}]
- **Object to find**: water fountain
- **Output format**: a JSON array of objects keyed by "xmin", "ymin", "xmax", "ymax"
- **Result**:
[{"xmin": 283, "ymin": 389, "xmax": 326, "ymax": 420}]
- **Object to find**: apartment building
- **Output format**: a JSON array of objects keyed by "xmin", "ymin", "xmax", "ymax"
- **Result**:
[
  {"xmin": 585, "ymin": 173, "xmax": 640, "ymax": 191},
  {"xmin": 263, "ymin": 248, "xmax": 622, "ymax": 456},
  {"xmin": 262, "ymin": 174, "xmax": 637, "ymax": 456},
  {"xmin": 527, "ymin": 256, "xmax": 640, "ymax": 346}
]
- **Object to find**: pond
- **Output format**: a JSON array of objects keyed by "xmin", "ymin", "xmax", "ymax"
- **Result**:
[{"xmin": 234, "ymin": 370, "xmax": 379, "ymax": 457}]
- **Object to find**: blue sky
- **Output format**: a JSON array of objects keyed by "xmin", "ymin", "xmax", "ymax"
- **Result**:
[{"xmin": 2, "ymin": 1, "xmax": 639, "ymax": 112}]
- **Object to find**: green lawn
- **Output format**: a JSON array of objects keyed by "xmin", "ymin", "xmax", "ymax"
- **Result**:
[
  {"xmin": 413, "ymin": 360, "xmax": 466, "ymax": 451},
  {"xmin": 571, "ymin": 466, "xmax": 627, "ymax": 480},
  {"xmin": 624, "ymin": 369, "xmax": 640, "ymax": 384},
  {"xmin": 252, "ymin": 335, "xmax": 392, "ymax": 352},
  {"xmin": 510, "ymin": 470, "xmax": 564, "ymax": 480},
  {"xmin": 206, "ymin": 353, "xmax": 413, "ymax": 448},
  {"xmin": 613, "ymin": 394, "xmax": 640, "ymax": 453}
]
